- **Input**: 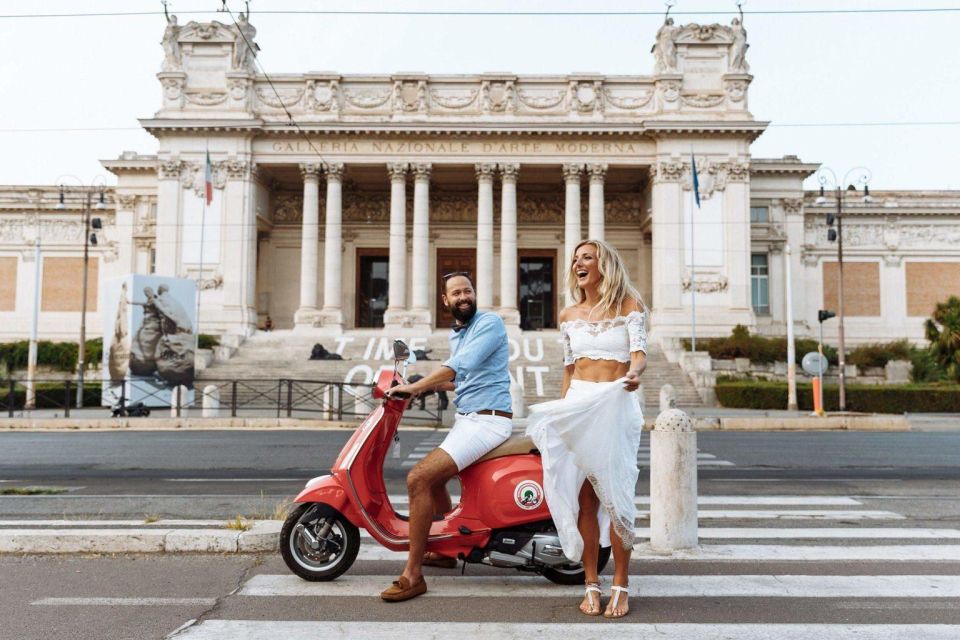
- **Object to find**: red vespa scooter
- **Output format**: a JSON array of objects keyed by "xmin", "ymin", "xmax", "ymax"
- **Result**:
[{"xmin": 280, "ymin": 339, "xmax": 610, "ymax": 585}]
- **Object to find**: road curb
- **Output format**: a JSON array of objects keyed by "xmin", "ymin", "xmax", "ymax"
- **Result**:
[
  {"xmin": 0, "ymin": 520, "xmax": 282, "ymax": 554},
  {"xmin": 0, "ymin": 418, "xmax": 443, "ymax": 432}
]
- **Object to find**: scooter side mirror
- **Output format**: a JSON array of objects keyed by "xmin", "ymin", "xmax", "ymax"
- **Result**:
[{"xmin": 392, "ymin": 340, "xmax": 415, "ymax": 364}]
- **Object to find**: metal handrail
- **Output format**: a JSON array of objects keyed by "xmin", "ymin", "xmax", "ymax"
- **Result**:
[{"xmin": 1, "ymin": 377, "xmax": 444, "ymax": 424}]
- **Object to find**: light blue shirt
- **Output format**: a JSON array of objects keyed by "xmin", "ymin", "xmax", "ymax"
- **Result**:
[{"xmin": 443, "ymin": 310, "xmax": 512, "ymax": 414}]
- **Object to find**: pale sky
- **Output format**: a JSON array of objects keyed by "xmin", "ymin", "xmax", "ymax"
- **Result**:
[{"xmin": 1, "ymin": 0, "xmax": 958, "ymax": 190}]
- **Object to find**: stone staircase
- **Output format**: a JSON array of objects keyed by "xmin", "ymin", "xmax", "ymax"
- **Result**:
[{"xmin": 197, "ymin": 329, "xmax": 703, "ymax": 413}]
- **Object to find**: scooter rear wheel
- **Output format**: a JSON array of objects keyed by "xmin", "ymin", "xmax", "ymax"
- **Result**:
[
  {"xmin": 541, "ymin": 544, "xmax": 612, "ymax": 585},
  {"xmin": 281, "ymin": 503, "xmax": 360, "ymax": 581}
]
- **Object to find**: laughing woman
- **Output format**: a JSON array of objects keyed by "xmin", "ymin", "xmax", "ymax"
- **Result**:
[{"xmin": 525, "ymin": 239, "xmax": 647, "ymax": 619}]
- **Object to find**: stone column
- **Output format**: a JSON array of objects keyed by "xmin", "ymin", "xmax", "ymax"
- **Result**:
[
  {"xmin": 769, "ymin": 246, "xmax": 784, "ymax": 324},
  {"xmin": 650, "ymin": 160, "xmax": 685, "ymax": 332},
  {"xmin": 723, "ymin": 161, "xmax": 753, "ymax": 316},
  {"xmin": 476, "ymin": 163, "xmax": 496, "ymax": 310},
  {"xmin": 383, "ymin": 163, "xmax": 409, "ymax": 329},
  {"xmin": 318, "ymin": 162, "xmax": 345, "ymax": 332},
  {"xmin": 409, "ymin": 164, "xmax": 433, "ymax": 331},
  {"xmin": 155, "ymin": 159, "xmax": 183, "ymax": 276},
  {"xmin": 223, "ymin": 159, "xmax": 258, "ymax": 334},
  {"xmin": 294, "ymin": 163, "xmax": 322, "ymax": 327},
  {"xmin": 562, "ymin": 163, "xmax": 584, "ymax": 306},
  {"xmin": 587, "ymin": 163, "xmax": 607, "ymax": 241},
  {"xmin": 499, "ymin": 163, "xmax": 520, "ymax": 329}
]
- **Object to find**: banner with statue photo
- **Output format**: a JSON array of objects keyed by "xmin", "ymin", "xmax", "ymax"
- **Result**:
[{"xmin": 102, "ymin": 275, "xmax": 197, "ymax": 407}]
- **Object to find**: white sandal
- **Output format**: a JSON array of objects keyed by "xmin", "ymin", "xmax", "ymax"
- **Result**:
[
  {"xmin": 603, "ymin": 585, "xmax": 630, "ymax": 619},
  {"xmin": 580, "ymin": 582, "xmax": 602, "ymax": 616}
]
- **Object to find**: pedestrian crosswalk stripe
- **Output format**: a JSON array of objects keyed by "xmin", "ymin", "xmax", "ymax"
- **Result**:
[
  {"xmin": 167, "ymin": 620, "xmax": 960, "ymax": 640},
  {"xmin": 386, "ymin": 509, "xmax": 903, "ymax": 520},
  {"xmin": 33, "ymin": 597, "xmax": 216, "ymax": 606},
  {"xmin": 341, "ymin": 543, "xmax": 960, "ymax": 563},
  {"xmin": 237, "ymin": 574, "xmax": 960, "ymax": 598},
  {"xmin": 358, "ymin": 527, "xmax": 960, "ymax": 541},
  {"xmin": 384, "ymin": 495, "xmax": 866, "ymax": 507},
  {"xmin": 648, "ymin": 509, "xmax": 904, "ymax": 520}
]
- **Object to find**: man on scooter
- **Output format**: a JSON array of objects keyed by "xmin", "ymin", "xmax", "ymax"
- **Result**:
[{"xmin": 381, "ymin": 272, "xmax": 513, "ymax": 601}]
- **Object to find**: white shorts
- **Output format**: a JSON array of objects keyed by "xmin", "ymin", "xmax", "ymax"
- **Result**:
[{"xmin": 438, "ymin": 412, "xmax": 513, "ymax": 471}]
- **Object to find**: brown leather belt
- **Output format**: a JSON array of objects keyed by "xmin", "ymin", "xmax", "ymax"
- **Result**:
[{"xmin": 459, "ymin": 409, "xmax": 513, "ymax": 418}]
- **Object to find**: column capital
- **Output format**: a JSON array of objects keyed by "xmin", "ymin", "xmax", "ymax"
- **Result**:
[
  {"xmin": 157, "ymin": 159, "xmax": 183, "ymax": 179},
  {"xmin": 324, "ymin": 162, "xmax": 345, "ymax": 181},
  {"xmin": 588, "ymin": 163, "xmax": 608, "ymax": 182},
  {"xmin": 499, "ymin": 163, "xmax": 520, "ymax": 182},
  {"xmin": 299, "ymin": 162, "xmax": 322, "ymax": 180},
  {"xmin": 387, "ymin": 162, "xmax": 409, "ymax": 181},
  {"xmin": 562, "ymin": 163, "xmax": 584, "ymax": 183},
  {"xmin": 475, "ymin": 163, "xmax": 496, "ymax": 182},
  {"xmin": 411, "ymin": 163, "xmax": 432, "ymax": 181}
]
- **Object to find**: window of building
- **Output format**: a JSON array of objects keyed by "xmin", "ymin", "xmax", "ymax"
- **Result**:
[
  {"xmin": 750, "ymin": 206, "xmax": 769, "ymax": 223},
  {"xmin": 751, "ymin": 253, "xmax": 770, "ymax": 315}
]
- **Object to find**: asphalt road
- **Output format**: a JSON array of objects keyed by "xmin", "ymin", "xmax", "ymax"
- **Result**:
[
  {"xmin": 2, "ymin": 428, "xmax": 960, "ymax": 639},
  {"xmin": 1, "ymin": 429, "xmax": 959, "ymax": 518}
]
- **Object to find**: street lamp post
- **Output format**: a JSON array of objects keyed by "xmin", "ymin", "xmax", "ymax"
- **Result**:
[
  {"xmin": 815, "ymin": 166, "xmax": 872, "ymax": 412},
  {"xmin": 56, "ymin": 182, "xmax": 106, "ymax": 409}
]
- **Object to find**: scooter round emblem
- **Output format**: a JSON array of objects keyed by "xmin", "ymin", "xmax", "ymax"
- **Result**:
[{"xmin": 514, "ymin": 479, "xmax": 544, "ymax": 510}]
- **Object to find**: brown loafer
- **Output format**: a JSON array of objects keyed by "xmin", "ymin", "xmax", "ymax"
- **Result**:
[
  {"xmin": 380, "ymin": 575, "xmax": 427, "ymax": 602},
  {"xmin": 423, "ymin": 552, "xmax": 458, "ymax": 569}
]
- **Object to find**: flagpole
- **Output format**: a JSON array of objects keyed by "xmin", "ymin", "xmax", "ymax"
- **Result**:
[
  {"xmin": 196, "ymin": 145, "xmax": 209, "ymax": 332},
  {"xmin": 689, "ymin": 148, "xmax": 696, "ymax": 353}
]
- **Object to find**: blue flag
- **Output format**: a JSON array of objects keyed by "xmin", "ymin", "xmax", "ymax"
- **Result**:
[{"xmin": 691, "ymin": 153, "xmax": 701, "ymax": 209}]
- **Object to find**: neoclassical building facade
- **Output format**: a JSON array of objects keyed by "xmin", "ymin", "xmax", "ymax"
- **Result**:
[{"xmin": 0, "ymin": 16, "xmax": 958, "ymax": 351}]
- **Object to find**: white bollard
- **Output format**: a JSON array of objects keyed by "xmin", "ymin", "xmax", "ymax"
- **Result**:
[
  {"xmin": 202, "ymin": 385, "xmax": 220, "ymax": 418},
  {"xmin": 169, "ymin": 385, "xmax": 188, "ymax": 418},
  {"xmin": 650, "ymin": 408, "xmax": 698, "ymax": 551},
  {"xmin": 659, "ymin": 383, "xmax": 676, "ymax": 413}
]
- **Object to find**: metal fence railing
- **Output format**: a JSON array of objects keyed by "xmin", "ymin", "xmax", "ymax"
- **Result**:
[{"xmin": 2, "ymin": 378, "xmax": 445, "ymax": 424}]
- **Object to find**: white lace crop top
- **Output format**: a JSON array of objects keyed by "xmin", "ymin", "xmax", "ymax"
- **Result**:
[{"xmin": 561, "ymin": 310, "xmax": 648, "ymax": 366}]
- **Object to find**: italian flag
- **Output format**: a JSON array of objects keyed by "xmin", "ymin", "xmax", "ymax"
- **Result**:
[{"xmin": 204, "ymin": 150, "xmax": 213, "ymax": 205}]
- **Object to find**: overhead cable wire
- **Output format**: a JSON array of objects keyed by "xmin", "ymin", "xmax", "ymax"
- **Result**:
[
  {"xmin": 4, "ymin": 7, "xmax": 960, "ymax": 19},
  {"xmin": 2, "ymin": 121, "xmax": 959, "ymax": 133},
  {"xmin": 219, "ymin": 2, "xmax": 328, "ymax": 166}
]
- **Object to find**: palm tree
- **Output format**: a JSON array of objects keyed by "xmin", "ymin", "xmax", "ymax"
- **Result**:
[{"xmin": 925, "ymin": 296, "xmax": 960, "ymax": 382}]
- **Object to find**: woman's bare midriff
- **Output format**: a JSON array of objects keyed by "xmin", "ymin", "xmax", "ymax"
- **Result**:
[{"xmin": 571, "ymin": 358, "xmax": 630, "ymax": 383}]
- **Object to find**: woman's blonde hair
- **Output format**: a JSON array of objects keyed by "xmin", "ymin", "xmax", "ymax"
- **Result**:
[{"xmin": 566, "ymin": 239, "xmax": 646, "ymax": 318}]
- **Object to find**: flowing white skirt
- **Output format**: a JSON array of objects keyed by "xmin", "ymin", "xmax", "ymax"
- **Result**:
[{"xmin": 525, "ymin": 378, "xmax": 643, "ymax": 562}]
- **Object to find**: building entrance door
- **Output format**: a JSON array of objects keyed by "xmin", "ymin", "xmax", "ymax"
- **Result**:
[
  {"xmin": 356, "ymin": 248, "xmax": 389, "ymax": 328},
  {"xmin": 436, "ymin": 248, "xmax": 476, "ymax": 328},
  {"xmin": 519, "ymin": 250, "xmax": 557, "ymax": 330}
]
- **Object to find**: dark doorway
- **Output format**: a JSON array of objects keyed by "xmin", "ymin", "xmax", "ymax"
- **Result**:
[
  {"xmin": 519, "ymin": 251, "xmax": 557, "ymax": 330},
  {"xmin": 436, "ymin": 248, "xmax": 476, "ymax": 328},
  {"xmin": 356, "ymin": 248, "xmax": 389, "ymax": 328}
]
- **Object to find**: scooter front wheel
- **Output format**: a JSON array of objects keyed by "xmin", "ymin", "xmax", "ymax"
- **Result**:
[
  {"xmin": 280, "ymin": 503, "xmax": 360, "ymax": 581},
  {"xmin": 541, "ymin": 544, "xmax": 612, "ymax": 585}
]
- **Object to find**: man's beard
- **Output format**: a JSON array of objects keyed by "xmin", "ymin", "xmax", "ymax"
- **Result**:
[{"xmin": 450, "ymin": 299, "xmax": 477, "ymax": 324}]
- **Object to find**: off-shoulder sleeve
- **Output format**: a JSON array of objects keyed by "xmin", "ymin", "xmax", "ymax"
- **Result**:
[
  {"xmin": 561, "ymin": 323, "xmax": 575, "ymax": 366},
  {"xmin": 626, "ymin": 311, "xmax": 648, "ymax": 354}
]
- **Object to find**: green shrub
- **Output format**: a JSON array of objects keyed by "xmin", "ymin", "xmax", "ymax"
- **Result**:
[
  {"xmin": 910, "ymin": 348, "xmax": 945, "ymax": 384},
  {"xmin": 684, "ymin": 325, "xmax": 837, "ymax": 365},
  {"xmin": 0, "ymin": 381, "xmax": 103, "ymax": 410},
  {"xmin": 198, "ymin": 334, "xmax": 220, "ymax": 350},
  {"xmin": 0, "ymin": 339, "xmax": 102, "ymax": 372},
  {"xmin": 847, "ymin": 340, "xmax": 913, "ymax": 369},
  {"xmin": 715, "ymin": 379, "xmax": 960, "ymax": 413},
  {"xmin": 925, "ymin": 296, "xmax": 960, "ymax": 382}
]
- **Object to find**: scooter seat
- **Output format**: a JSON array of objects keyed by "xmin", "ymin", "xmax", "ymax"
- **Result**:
[{"xmin": 474, "ymin": 435, "xmax": 539, "ymax": 463}]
